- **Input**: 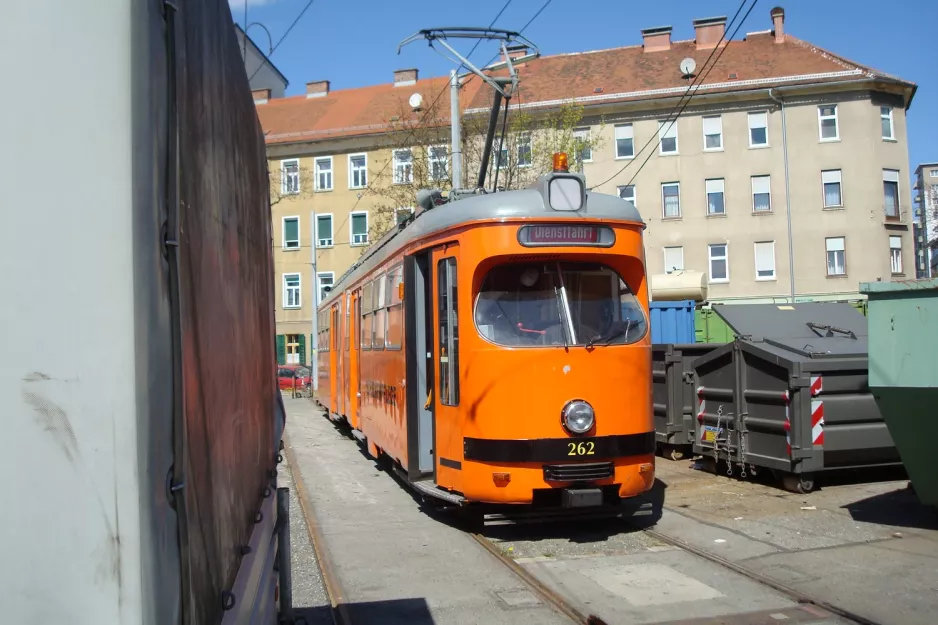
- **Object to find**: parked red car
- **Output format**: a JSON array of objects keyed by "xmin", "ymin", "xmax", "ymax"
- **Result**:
[{"xmin": 277, "ymin": 365, "xmax": 311, "ymax": 394}]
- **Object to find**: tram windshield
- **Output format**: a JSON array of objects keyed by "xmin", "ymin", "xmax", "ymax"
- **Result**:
[{"xmin": 474, "ymin": 261, "xmax": 646, "ymax": 347}]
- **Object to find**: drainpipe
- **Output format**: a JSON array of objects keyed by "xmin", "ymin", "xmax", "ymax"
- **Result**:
[{"xmin": 769, "ymin": 88, "xmax": 796, "ymax": 303}]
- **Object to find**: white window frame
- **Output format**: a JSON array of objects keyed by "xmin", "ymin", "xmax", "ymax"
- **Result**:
[
  {"xmin": 428, "ymin": 145, "xmax": 449, "ymax": 180},
  {"xmin": 350, "ymin": 211, "xmax": 369, "ymax": 246},
  {"xmin": 614, "ymin": 124, "xmax": 634, "ymax": 159},
  {"xmin": 821, "ymin": 170, "xmax": 843, "ymax": 209},
  {"xmin": 315, "ymin": 213, "xmax": 334, "ymax": 248},
  {"xmin": 314, "ymin": 156, "xmax": 333, "ymax": 192},
  {"xmin": 930, "ymin": 169, "xmax": 938, "ymax": 178},
  {"xmin": 348, "ymin": 153, "xmax": 368, "ymax": 189},
  {"xmin": 658, "ymin": 120, "xmax": 679, "ymax": 155},
  {"xmin": 751, "ymin": 175, "xmax": 772, "ymax": 213},
  {"xmin": 880, "ymin": 106, "xmax": 895, "ymax": 141},
  {"xmin": 317, "ymin": 272, "xmax": 335, "ymax": 305},
  {"xmin": 282, "ymin": 215, "xmax": 300, "ymax": 251},
  {"xmin": 818, "ymin": 104, "xmax": 839, "ymax": 142},
  {"xmin": 495, "ymin": 138, "xmax": 509, "ymax": 169},
  {"xmin": 883, "ymin": 169, "xmax": 900, "ymax": 220},
  {"xmin": 826, "ymin": 237, "xmax": 846, "ymax": 276},
  {"xmin": 706, "ymin": 178, "xmax": 725, "ymax": 216},
  {"xmin": 708, "ymin": 243, "xmax": 729, "ymax": 283},
  {"xmin": 661, "ymin": 182, "xmax": 681, "ymax": 219},
  {"xmin": 663, "ymin": 246, "xmax": 684, "ymax": 273},
  {"xmin": 702, "ymin": 115, "xmax": 723, "ymax": 151},
  {"xmin": 748, "ymin": 111, "xmax": 769, "ymax": 148},
  {"xmin": 574, "ymin": 127, "xmax": 592, "ymax": 162},
  {"xmin": 393, "ymin": 148, "xmax": 413, "ymax": 185},
  {"xmin": 889, "ymin": 236, "xmax": 903, "ymax": 274},
  {"xmin": 617, "ymin": 184, "xmax": 636, "ymax": 207},
  {"xmin": 754, "ymin": 241, "xmax": 776, "ymax": 281},
  {"xmin": 281, "ymin": 158, "xmax": 300, "ymax": 195},
  {"xmin": 283, "ymin": 273, "xmax": 302, "ymax": 309},
  {"xmin": 516, "ymin": 133, "xmax": 532, "ymax": 169}
]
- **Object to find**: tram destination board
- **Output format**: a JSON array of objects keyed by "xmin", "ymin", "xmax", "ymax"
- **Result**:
[
  {"xmin": 464, "ymin": 432, "xmax": 655, "ymax": 463},
  {"xmin": 517, "ymin": 224, "xmax": 615, "ymax": 247}
]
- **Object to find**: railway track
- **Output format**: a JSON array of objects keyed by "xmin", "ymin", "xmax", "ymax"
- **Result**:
[{"xmin": 285, "ymin": 430, "xmax": 882, "ymax": 625}]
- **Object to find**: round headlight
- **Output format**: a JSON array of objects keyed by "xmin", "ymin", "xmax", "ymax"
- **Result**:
[{"xmin": 561, "ymin": 400, "xmax": 595, "ymax": 435}]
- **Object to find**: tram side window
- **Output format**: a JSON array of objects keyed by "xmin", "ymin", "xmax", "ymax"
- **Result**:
[
  {"xmin": 361, "ymin": 281, "xmax": 373, "ymax": 350},
  {"xmin": 474, "ymin": 261, "xmax": 646, "ymax": 347},
  {"xmin": 387, "ymin": 264, "xmax": 404, "ymax": 350},
  {"xmin": 438, "ymin": 258, "xmax": 459, "ymax": 406},
  {"xmin": 374, "ymin": 274, "xmax": 387, "ymax": 350}
]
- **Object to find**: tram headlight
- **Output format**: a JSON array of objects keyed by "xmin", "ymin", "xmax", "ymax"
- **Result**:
[{"xmin": 561, "ymin": 400, "xmax": 595, "ymax": 435}]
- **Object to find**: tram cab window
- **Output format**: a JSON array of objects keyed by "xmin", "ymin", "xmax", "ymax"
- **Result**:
[{"xmin": 474, "ymin": 262, "xmax": 646, "ymax": 347}]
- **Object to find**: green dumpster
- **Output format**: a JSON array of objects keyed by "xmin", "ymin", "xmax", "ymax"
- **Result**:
[{"xmin": 860, "ymin": 279, "xmax": 938, "ymax": 507}]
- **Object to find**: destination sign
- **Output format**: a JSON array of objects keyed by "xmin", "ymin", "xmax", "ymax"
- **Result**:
[{"xmin": 526, "ymin": 225, "xmax": 599, "ymax": 244}]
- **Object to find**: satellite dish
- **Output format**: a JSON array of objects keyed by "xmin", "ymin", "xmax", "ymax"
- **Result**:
[
  {"xmin": 679, "ymin": 57, "xmax": 697, "ymax": 76},
  {"xmin": 409, "ymin": 92, "xmax": 424, "ymax": 110}
]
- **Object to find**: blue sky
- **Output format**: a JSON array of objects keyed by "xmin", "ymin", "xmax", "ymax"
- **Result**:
[{"xmin": 233, "ymin": 0, "xmax": 937, "ymax": 176}]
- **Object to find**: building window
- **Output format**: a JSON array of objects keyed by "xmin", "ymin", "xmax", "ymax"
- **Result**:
[
  {"xmin": 317, "ymin": 272, "xmax": 334, "ymax": 305},
  {"xmin": 437, "ymin": 257, "xmax": 459, "ymax": 406},
  {"xmin": 748, "ymin": 111, "xmax": 768, "ymax": 147},
  {"xmin": 890, "ymin": 236, "xmax": 903, "ymax": 274},
  {"xmin": 708, "ymin": 244, "xmax": 729, "ymax": 283},
  {"xmin": 663, "ymin": 246, "xmax": 684, "ymax": 273},
  {"xmin": 754, "ymin": 241, "xmax": 776, "ymax": 280},
  {"xmin": 618, "ymin": 184, "xmax": 636, "ymax": 207},
  {"xmin": 706, "ymin": 178, "xmax": 725, "ymax": 215},
  {"xmin": 495, "ymin": 139, "xmax": 509, "ymax": 169},
  {"xmin": 818, "ymin": 105, "xmax": 839, "ymax": 141},
  {"xmin": 661, "ymin": 182, "xmax": 681, "ymax": 218},
  {"xmin": 393, "ymin": 149, "xmax": 413, "ymax": 184},
  {"xmin": 658, "ymin": 120, "xmax": 678, "ymax": 154},
  {"xmin": 316, "ymin": 214, "xmax": 333, "ymax": 247},
  {"xmin": 283, "ymin": 273, "xmax": 301, "ymax": 309},
  {"xmin": 702, "ymin": 115, "xmax": 723, "ymax": 150},
  {"xmin": 283, "ymin": 216, "xmax": 300, "ymax": 250},
  {"xmin": 281, "ymin": 159, "xmax": 300, "ymax": 195},
  {"xmin": 516, "ymin": 133, "xmax": 532, "ymax": 168},
  {"xmin": 826, "ymin": 237, "xmax": 846, "ymax": 276},
  {"xmin": 349, "ymin": 154, "xmax": 367, "ymax": 189},
  {"xmin": 314, "ymin": 156, "xmax": 333, "ymax": 191},
  {"xmin": 822, "ymin": 170, "xmax": 843, "ymax": 208},
  {"xmin": 883, "ymin": 169, "xmax": 900, "ymax": 220},
  {"xmin": 614, "ymin": 124, "xmax": 634, "ymax": 159},
  {"xmin": 573, "ymin": 128, "xmax": 592, "ymax": 163},
  {"xmin": 881, "ymin": 107, "xmax": 894, "ymax": 140},
  {"xmin": 350, "ymin": 211, "xmax": 369, "ymax": 246},
  {"xmin": 285, "ymin": 334, "xmax": 301, "ymax": 364},
  {"xmin": 751, "ymin": 175, "xmax": 771, "ymax": 212},
  {"xmin": 429, "ymin": 145, "xmax": 449, "ymax": 180},
  {"xmin": 930, "ymin": 169, "xmax": 938, "ymax": 178}
]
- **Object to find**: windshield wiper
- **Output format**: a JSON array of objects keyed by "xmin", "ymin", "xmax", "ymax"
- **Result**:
[{"xmin": 587, "ymin": 318, "xmax": 632, "ymax": 348}]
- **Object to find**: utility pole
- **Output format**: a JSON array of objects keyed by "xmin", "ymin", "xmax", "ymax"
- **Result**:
[
  {"xmin": 310, "ymin": 210, "xmax": 318, "ymax": 392},
  {"xmin": 450, "ymin": 69, "xmax": 462, "ymax": 190}
]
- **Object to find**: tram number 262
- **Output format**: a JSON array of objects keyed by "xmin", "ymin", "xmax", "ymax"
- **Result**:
[{"xmin": 567, "ymin": 441, "xmax": 596, "ymax": 456}]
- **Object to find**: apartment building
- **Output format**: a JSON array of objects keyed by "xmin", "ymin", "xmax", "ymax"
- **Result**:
[
  {"xmin": 913, "ymin": 162, "xmax": 938, "ymax": 277},
  {"xmin": 255, "ymin": 5, "xmax": 916, "ymax": 363}
]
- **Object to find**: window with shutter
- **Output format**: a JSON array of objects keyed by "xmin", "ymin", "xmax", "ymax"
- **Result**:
[
  {"xmin": 748, "ymin": 111, "xmax": 768, "ymax": 147},
  {"xmin": 754, "ymin": 241, "xmax": 776, "ymax": 280},
  {"xmin": 276, "ymin": 334, "xmax": 286, "ymax": 365},
  {"xmin": 822, "ymin": 170, "xmax": 843, "ymax": 208},
  {"xmin": 297, "ymin": 334, "xmax": 306, "ymax": 365},
  {"xmin": 663, "ymin": 246, "xmax": 684, "ymax": 273},
  {"xmin": 658, "ymin": 121, "xmax": 678, "ymax": 154},
  {"xmin": 614, "ymin": 124, "xmax": 634, "ymax": 158},
  {"xmin": 702, "ymin": 115, "xmax": 722, "ymax": 150},
  {"xmin": 751, "ymin": 175, "xmax": 771, "ymax": 212},
  {"xmin": 706, "ymin": 179, "xmax": 725, "ymax": 215}
]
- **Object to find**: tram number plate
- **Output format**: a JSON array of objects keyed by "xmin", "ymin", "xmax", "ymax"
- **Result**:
[
  {"xmin": 701, "ymin": 426, "xmax": 721, "ymax": 443},
  {"xmin": 567, "ymin": 441, "xmax": 596, "ymax": 457}
]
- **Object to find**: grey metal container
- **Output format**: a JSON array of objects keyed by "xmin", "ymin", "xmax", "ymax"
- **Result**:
[
  {"xmin": 652, "ymin": 343, "xmax": 720, "ymax": 459},
  {"xmin": 691, "ymin": 303, "xmax": 900, "ymax": 493}
]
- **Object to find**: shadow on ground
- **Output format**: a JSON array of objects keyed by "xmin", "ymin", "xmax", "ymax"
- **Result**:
[
  {"xmin": 843, "ymin": 485, "xmax": 938, "ymax": 530},
  {"xmin": 294, "ymin": 598, "xmax": 436, "ymax": 625}
]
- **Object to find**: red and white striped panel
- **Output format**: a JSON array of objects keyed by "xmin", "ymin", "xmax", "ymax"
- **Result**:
[
  {"xmin": 810, "ymin": 375, "xmax": 824, "ymax": 446},
  {"xmin": 697, "ymin": 386, "xmax": 706, "ymax": 441}
]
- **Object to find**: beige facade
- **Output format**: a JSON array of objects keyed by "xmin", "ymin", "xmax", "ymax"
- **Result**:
[{"xmin": 575, "ymin": 88, "xmax": 914, "ymax": 303}]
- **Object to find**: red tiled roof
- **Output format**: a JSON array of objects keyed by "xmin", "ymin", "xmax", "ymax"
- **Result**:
[{"xmin": 257, "ymin": 32, "xmax": 914, "ymax": 147}]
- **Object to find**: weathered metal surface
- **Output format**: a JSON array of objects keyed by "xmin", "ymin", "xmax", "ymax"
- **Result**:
[
  {"xmin": 861, "ymin": 278, "xmax": 938, "ymax": 506},
  {"xmin": 652, "ymin": 344, "xmax": 719, "ymax": 449},
  {"xmin": 650, "ymin": 300, "xmax": 696, "ymax": 344}
]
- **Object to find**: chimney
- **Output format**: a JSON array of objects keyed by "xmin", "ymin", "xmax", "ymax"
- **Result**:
[
  {"xmin": 252, "ymin": 88, "xmax": 270, "ymax": 104},
  {"xmin": 306, "ymin": 80, "xmax": 330, "ymax": 98},
  {"xmin": 641, "ymin": 26, "xmax": 672, "ymax": 52},
  {"xmin": 393, "ymin": 68, "xmax": 418, "ymax": 87},
  {"xmin": 500, "ymin": 44, "xmax": 529, "ymax": 64},
  {"xmin": 693, "ymin": 16, "xmax": 726, "ymax": 50},
  {"xmin": 771, "ymin": 6, "xmax": 785, "ymax": 43}
]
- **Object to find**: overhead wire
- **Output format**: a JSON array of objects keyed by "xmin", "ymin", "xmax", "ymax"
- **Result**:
[
  {"xmin": 249, "ymin": 0, "xmax": 317, "ymax": 82},
  {"xmin": 590, "ymin": 0, "xmax": 753, "ymax": 190}
]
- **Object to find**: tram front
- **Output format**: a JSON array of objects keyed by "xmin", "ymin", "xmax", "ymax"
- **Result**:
[{"xmin": 447, "ymin": 158, "xmax": 655, "ymax": 510}]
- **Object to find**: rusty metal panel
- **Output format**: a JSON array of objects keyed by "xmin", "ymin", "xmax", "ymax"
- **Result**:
[{"xmin": 174, "ymin": 1, "xmax": 279, "ymax": 622}]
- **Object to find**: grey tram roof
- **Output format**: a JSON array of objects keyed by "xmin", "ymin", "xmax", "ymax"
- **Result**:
[{"xmin": 319, "ymin": 174, "xmax": 644, "ymax": 309}]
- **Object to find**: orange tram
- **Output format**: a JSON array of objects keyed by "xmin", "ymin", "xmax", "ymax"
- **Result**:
[{"xmin": 313, "ymin": 155, "xmax": 655, "ymax": 517}]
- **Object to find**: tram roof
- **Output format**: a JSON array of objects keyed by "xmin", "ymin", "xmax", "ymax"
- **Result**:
[{"xmin": 319, "ymin": 175, "xmax": 643, "ymax": 308}]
